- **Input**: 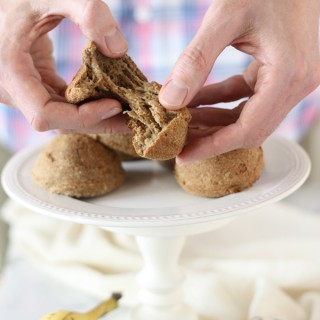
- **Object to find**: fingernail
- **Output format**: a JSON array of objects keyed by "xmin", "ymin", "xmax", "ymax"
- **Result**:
[
  {"xmin": 105, "ymin": 27, "xmax": 128, "ymax": 54},
  {"xmin": 160, "ymin": 79, "xmax": 188, "ymax": 107},
  {"xmin": 175, "ymin": 156, "xmax": 183, "ymax": 166},
  {"xmin": 176, "ymin": 156, "xmax": 188, "ymax": 166},
  {"xmin": 101, "ymin": 106, "xmax": 122, "ymax": 120}
]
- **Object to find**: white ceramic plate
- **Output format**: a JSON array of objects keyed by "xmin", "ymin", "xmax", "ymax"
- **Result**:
[{"xmin": 1, "ymin": 135, "xmax": 310, "ymax": 228}]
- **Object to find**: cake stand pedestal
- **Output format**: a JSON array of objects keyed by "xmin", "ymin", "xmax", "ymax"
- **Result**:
[
  {"xmin": 106, "ymin": 218, "xmax": 233, "ymax": 320},
  {"xmin": 1, "ymin": 136, "xmax": 310, "ymax": 320},
  {"xmin": 124, "ymin": 235, "xmax": 194, "ymax": 320}
]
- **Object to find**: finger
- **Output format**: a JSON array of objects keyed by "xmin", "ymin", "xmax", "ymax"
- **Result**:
[
  {"xmin": 43, "ymin": 77, "xmax": 67, "ymax": 97},
  {"xmin": 73, "ymin": 98, "xmax": 125, "ymax": 129},
  {"xmin": 5, "ymin": 41, "xmax": 129, "ymax": 133},
  {"xmin": 243, "ymin": 60, "xmax": 260, "ymax": 91},
  {"xmin": 159, "ymin": 3, "xmax": 246, "ymax": 109},
  {"xmin": 187, "ymin": 126, "xmax": 223, "ymax": 143},
  {"xmin": 60, "ymin": 113, "xmax": 130, "ymax": 134},
  {"xmin": 189, "ymin": 103, "xmax": 244, "ymax": 128},
  {"xmin": 177, "ymin": 124, "xmax": 242, "ymax": 165},
  {"xmin": 35, "ymin": 98, "xmax": 124, "ymax": 132},
  {"xmin": 177, "ymin": 65, "xmax": 295, "ymax": 164},
  {"xmin": 86, "ymin": 114, "xmax": 130, "ymax": 134},
  {"xmin": 0, "ymin": 88, "xmax": 13, "ymax": 106},
  {"xmin": 51, "ymin": 0, "xmax": 128, "ymax": 57},
  {"xmin": 6, "ymin": 67, "xmax": 120, "ymax": 131},
  {"xmin": 189, "ymin": 107, "xmax": 240, "ymax": 128},
  {"xmin": 30, "ymin": 35, "xmax": 67, "ymax": 96},
  {"xmin": 188, "ymin": 75, "xmax": 252, "ymax": 108}
]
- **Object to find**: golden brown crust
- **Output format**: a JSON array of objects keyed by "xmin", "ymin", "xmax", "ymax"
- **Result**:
[
  {"xmin": 32, "ymin": 134, "xmax": 125, "ymax": 198},
  {"xmin": 133, "ymin": 111, "xmax": 189, "ymax": 160},
  {"xmin": 174, "ymin": 147, "xmax": 264, "ymax": 197},
  {"xmin": 65, "ymin": 41, "xmax": 191, "ymax": 161}
]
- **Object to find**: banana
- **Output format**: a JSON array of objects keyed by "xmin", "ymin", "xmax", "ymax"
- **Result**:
[{"xmin": 41, "ymin": 292, "xmax": 122, "ymax": 320}]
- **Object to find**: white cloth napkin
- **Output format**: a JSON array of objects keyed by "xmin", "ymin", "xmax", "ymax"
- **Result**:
[{"xmin": 2, "ymin": 199, "xmax": 320, "ymax": 320}]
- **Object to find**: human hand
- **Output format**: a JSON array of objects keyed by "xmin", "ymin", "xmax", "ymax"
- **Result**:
[
  {"xmin": 159, "ymin": 0, "xmax": 320, "ymax": 164},
  {"xmin": 0, "ymin": 0, "xmax": 129, "ymax": 133}
]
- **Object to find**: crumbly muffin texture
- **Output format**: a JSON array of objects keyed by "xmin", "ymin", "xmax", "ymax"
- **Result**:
[{"xmin": 65, "ymin": 41, "xmax": 191, "ymax": 160}]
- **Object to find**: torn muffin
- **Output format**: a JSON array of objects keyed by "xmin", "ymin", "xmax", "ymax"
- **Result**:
[{"xmin": 65, "ymin": 41, "xmax": 191, "ymax": 160}]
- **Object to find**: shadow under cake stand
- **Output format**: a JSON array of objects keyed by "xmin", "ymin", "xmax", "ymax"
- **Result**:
[{"xmin": 1, "ymin": 136, "xmax": 310, "ymax": 320}]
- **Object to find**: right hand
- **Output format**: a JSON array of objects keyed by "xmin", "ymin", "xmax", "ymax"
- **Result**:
[
  {"xmin": 0, "ymin": 0, "xmax": 129, "ymax": 134},
  {"xmin": 159, "ymin": 0, "xmax": 320, "ymax": 164}
]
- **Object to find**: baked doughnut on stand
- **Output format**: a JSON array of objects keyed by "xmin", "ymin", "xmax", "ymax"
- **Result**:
[{"xmin": 1, "ymin": 135, "xmax": 310, "ymax": 320}]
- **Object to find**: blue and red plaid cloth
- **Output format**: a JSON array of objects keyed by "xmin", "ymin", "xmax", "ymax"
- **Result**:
[{"xmin": 0, "ymin": 0, "xmax": 319, "ymax": 151}]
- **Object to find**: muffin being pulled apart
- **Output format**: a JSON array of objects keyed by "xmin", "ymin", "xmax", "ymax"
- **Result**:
[
  {"xmin": 175, "ymin": 147, "xmax": 264, "ymax": 198},
  {"xmin": 32, "ymin": 134, "xmax": 125, "ymax": 198},
  {"xmin": 66, "ymin": 41, "xmax": 191, "ymax": 160}
]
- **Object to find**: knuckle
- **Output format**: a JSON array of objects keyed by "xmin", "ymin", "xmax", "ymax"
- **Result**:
[
  {"xmin": 102, "ymin": 127, "xmax": 113, "ymax": 134},
  {"xmin": 286, "ymin": 56, "xmax": 320, "ymax": 93},
  {"xmin": 81, "ymin": 0, "xmax": 113, "ymax": 34},
  {"xmin": 78, "ymin": 117, "xmax": 88, "ymax": 130},
  {"xmin": 243, "ymin": 137, "xmax": 265, "ymax": 149},
  {"xmin": 78, "ymin": 109, "xmax": 93, "ymax": 130},
  {"xmin": 237, "ymin": 121, "xmax": 266, "ymax": 148},
  {"xmin": 30, "ymin": 112, "xmax": 49, "ymax": 132},
  {"xmin": 82, "ymin": 0, "xmax": 100, "ymax": 20},
  {"xmin": 248, "ymin": 137, "xmax": 265, "ymax": 148},
  {"xmin": 0, "ymin": 87, "xmax": 10, "ymax": 105},
  {"xmin": 179, "ymin": 46, "xmax": 209, "ymax": 74},
  {"xmin": 307, "ymin": 64, "xmax": 320, "ymax": 92},
  {"xmin": 291, "ymin": 60, "xmax": 308, "ymax": 84},
  {"xmin": 208, "ymin": 133, "xmax": 220, "ymax": 154},
  {"xmin": 250, "ymin": 131, "xmax": 268, "ymax": 147},
  {"xmin": 81, "ymin": 2, "xmax": 96, "ymax": 32}
]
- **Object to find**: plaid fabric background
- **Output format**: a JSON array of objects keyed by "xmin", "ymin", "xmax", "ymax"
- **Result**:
[{"xmin": 0, "ymin": 0, "xmax": 319, "ymax": 151}]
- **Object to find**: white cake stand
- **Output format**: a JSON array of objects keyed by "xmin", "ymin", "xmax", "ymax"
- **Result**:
[{"xmin": 1, "ymin": 135, "xmax": 310, "ymax": 320}]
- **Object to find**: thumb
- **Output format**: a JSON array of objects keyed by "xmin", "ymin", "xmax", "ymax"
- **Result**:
[
  {"xmin": 52, "ymin": 0, "xmax": 128, "ymax": 57},
  {"xmin": 159, "ymin": 3, "xmax": 245, "ymax": 109}
]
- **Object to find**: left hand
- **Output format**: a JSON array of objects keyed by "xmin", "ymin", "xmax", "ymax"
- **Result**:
[{"xmin": 0, "ymin": 0, "xmax": 129, "ymax": 134}]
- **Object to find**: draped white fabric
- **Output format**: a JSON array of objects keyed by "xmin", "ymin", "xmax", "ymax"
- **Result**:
[{"xmin": 1, "ymin": 199, "xmax": 320, "ymax": 320}]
